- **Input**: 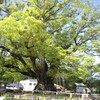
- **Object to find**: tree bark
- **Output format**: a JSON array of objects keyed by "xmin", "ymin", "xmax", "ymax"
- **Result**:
[{"xmin": 34, "ymin": 57, "xmax": 56, "ymax": 91}]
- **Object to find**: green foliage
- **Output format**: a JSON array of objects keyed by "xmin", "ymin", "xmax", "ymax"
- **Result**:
[
  {"xmin": 2, "ymin": 71, "xmax": 22, "ymax": 83},
  {"xmin": 0, "ymin": 0, "xmax": 100, "ymax": 89}
]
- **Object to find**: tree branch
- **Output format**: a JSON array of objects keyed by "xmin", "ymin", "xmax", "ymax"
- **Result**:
[
  {"xmin": 43, "ymin": 2, "xmax": 69, "ymax": 22},
  {"xmin": 74, "ymin": 24, "xmax": 87, "ymax": 45},
  {"xmin": 3, "ymin": 64, "xmax": 37, "ymax": 78},
  {"xmin": 0, "ymin": 45, "xmax": 27, "ymax": 66}
]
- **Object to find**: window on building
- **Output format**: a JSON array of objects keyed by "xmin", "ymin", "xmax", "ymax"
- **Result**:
[
  {"xmin": 29, "ymin": 83, "xmax": 32, "ymax": 85},
  {"xmin": 33, "ymin": 83, "xmax": 36, "ymax": 85}
]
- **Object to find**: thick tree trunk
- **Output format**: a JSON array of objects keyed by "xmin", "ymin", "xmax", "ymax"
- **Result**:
[{"xmin": 34, "ymin": 57, "xmax": 56, "ymax": 91}]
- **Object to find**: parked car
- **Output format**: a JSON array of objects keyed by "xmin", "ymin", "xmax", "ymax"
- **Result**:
[{"xmin": 6, "ymin": 83, "xmax": 23, "ymax": 91}]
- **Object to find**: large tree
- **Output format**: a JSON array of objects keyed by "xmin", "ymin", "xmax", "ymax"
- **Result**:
[{"xmin": 0, "ymin": 0, "xmax": 100, "ymax": 90}]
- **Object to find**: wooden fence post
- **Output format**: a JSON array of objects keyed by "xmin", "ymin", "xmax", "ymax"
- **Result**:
[{"xmin": 70, "ymin": 93, "xmax": 72, "ymax": 98}]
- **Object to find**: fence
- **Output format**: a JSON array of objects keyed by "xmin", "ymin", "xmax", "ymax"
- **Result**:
[{"xmin": 2, "ymin": 91, "xmax": 100, "ymax": 100}]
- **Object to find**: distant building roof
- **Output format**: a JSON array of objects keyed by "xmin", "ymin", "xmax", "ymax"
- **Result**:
[
  {"xmin": 75, "ymin": 83, "xmax": 86, "ymax": 87},
  {"xmin": 20, "ymin": 79, "xmax": 37, "ymax": 83}
]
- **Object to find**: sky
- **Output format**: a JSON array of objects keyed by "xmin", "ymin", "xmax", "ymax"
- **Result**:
[
  {"xmin": 92, "ymin": 0, "xmax": 100, "ymax": 4},
  {"xmin": 92, "ymin": 0, "xmax": 100, "ymax": 64},
  {"xmin": 89, "ymin": 0, "xmax": 100, "ymax": 64},
  {"xmin": 91, "ymin": 0, "xmax": 100, "ymax": 7}
]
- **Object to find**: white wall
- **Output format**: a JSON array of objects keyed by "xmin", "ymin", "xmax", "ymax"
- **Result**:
[{"xmin": 20, "ymin": 79, "xmax": 37, "ymax": 92}]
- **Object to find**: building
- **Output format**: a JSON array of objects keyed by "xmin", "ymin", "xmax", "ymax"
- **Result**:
[
  {"xmin": 75, "ymin": 83, "xmax": 86, "ymax": 93},
  {"xmin": 19, "ymin": 79, "xmax": 37, "ymax": 92}
]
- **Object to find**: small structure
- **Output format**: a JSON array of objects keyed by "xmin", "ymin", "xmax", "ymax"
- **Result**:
[
  {"xmin": 20, "ymin": 79, "xmax": 37, "ymax": 92},
  {"xmin": 54, "ymin": 84, "xmax": 65, "ymax": 92},
  {"xmin": 75, "ymin": 83, "xmax": 86, "ymax": 93}
]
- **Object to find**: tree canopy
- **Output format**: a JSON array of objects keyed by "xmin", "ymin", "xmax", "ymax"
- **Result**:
[{"xmin": 0, "ymin": 0, "xmax": 100, "ymax": 90}]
